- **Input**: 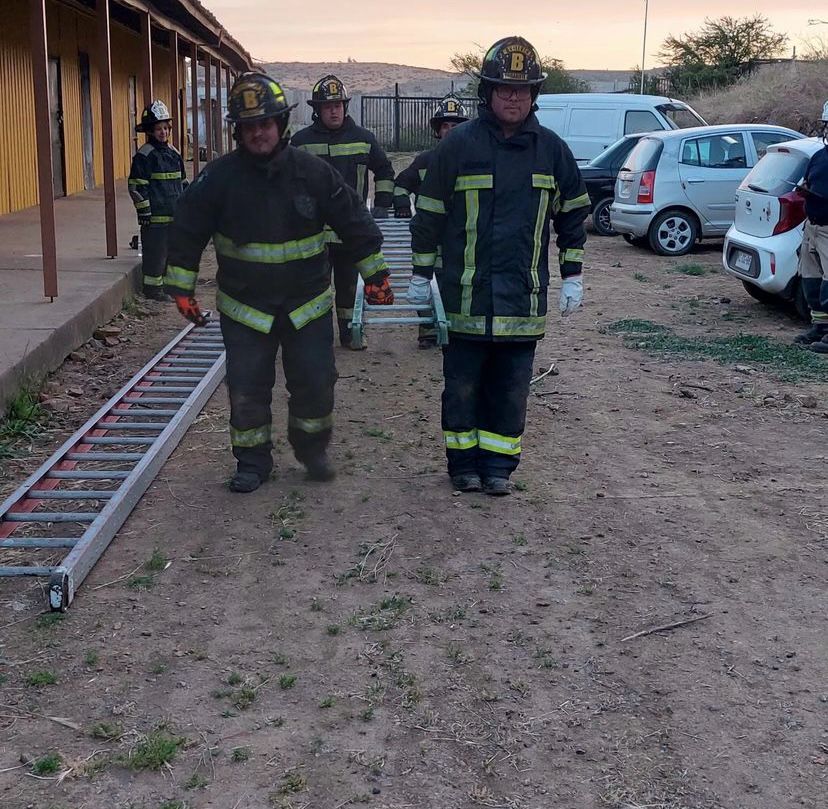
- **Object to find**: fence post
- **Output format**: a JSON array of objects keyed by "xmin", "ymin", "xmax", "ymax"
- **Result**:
[{"xmin": 393, "ymin": 83, "xmax": 400, "ymax": 152}]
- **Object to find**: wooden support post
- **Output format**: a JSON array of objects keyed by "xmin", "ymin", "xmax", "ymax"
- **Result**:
[
  {"xmin": 169, "ymin": 30, "xmax": 180, "ymax": 150},
  {"xmin": 225, "ymin": 65, "xmax": 233, "ymax": 152},
  {"xmin": 215, "ymin": 60, "xmax": 222, "ymax": 156},
  {"xmin": 204, "ymin": 55, "xmax": 213, "ymax": 162},
  {"xmin": 97, "ymin": 0, "xmax": 117, "ymax": 258},
  {"xmin": 29, "ymin": 0, "xmax": 58, "ymax": 298},
  {"xmin": 190, "ymin": 46, "xmax": 199, "ymax": 177},
  {"xmin": 140, "ymin": 11, "xmax": 153, "ymax": 105}
]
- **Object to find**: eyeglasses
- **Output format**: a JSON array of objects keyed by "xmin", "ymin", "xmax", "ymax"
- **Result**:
[{"xmin": 494, "ymin": 85, "xmax": 532, "ymax": 101}]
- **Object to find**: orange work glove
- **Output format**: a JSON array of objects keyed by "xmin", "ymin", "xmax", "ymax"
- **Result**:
[
  {"xmin": 173, "ymin": 295, "xmax": 208, "ymax": 326},
  {"xmin": 364, "ymin": 276, "xmax": 394, "ymax": 305}
]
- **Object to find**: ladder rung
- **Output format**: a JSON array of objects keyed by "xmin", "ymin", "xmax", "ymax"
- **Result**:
[
  {"xmin": 48, "ymin": 471, "xmax": 130, "ymax": 480},
  {"xmin": 66, "ymin": 452, "xmax": 144, "ymax": 461},
  {"xmin": 4, "ymin": 512, "xmax": 97, "ymax": 523},
  {"xmin": 172, "ymin": 350, "xmax": 223, "ymax": 357},
  {"xmin": 123, "ymin": 397, "xmax": 189, "ymax": 404},
  {"xmin": 152, "ymin": 367, "xmax": 209, "ymax": 373},
  {"xmin": 0, "ymin": 566, "xmax": 55, "ymax": 577},
  {"xmin": 112, "ymin": 408, "xmax": 180, "ymax": 416},
  {"xmin": 28, "ymin": 490, "xmax": 115, "ymax": 500},
  {"xmin": 134, "ymin": 386, "xmax": 195, "ymax": 392},
  {"xmin": 0, "ymin": 537, "xmax": 79, "ymax": 549},
  {"xmin": 165, "ymin": 358, "xmax": 215, "ymax": 365},
  {"xmin": 95, "ymin": 422, "xmax": 167, "ymax": 431},
  {"xmin": 81, "ymin": 436, "xmax": 155, "ymax": 445},
  {"xmin": 360, "ymin": 317, "xmax": 433, "ymax": 325},
  {"xmin": 144, "ymin": 376, "xmax": 204, "ymax": 382}
]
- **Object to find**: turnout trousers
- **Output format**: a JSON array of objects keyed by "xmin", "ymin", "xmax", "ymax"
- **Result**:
[
  {"xmin": 800, "ymin": 222, "xmax": 828, "ymax": 322},
  {"xmin": 140, "ymin": 224, "xmax": 168, "ymax": 291},
  {"xmin": 329, "ymin": 244, "xmax": 359, "ymax": 344},
  {"xmin": 441, "ymin": 338, "xmax": 536, "ymax": 479},
  {"xmin": 221, "ymin": 310, "xmax": 337, "ymax": 478}
]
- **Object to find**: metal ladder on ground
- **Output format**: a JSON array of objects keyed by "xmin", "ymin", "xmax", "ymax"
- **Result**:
[
  {"xmin": 0, "ymin": 319, "xmax": 225, "ymax": 611},
  {"xmin": 350, "ymin": 217, "xmax": 448, "ymax": 350}
]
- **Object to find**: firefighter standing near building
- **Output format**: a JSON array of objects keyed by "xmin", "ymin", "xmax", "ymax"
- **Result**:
[
  {"xmin": 292, "ymin": 76, "xmax": 396, "ymax": 347},
  {"xmin": 128, "ymin": 100, "xmax": 186, "ymax": 300},
  {"xmin": 409, "ymin": 37, "xmax": 590, "ymax": 496},
  {"xmin": 794, "ymin": 101, "xmax": 828, "ymax": 354},
  {"xmin": 394, "ymin": 94, "xmax": 470, "ymax": 347},
  {"xmin": 165, "ymin": 72, "xmax": 393, "ymax": 493}
]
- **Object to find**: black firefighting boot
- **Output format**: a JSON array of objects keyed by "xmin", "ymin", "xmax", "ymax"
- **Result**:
[
  {"xmin": 142, "ymin": 285, "xmax": 169, "ymax": 302},
  {"xmin": 807, "ymin": 334, "xmax": 828, "ymax": 354},
  {"xmin": 450, "ymin": 474, "xmax": 482, "ymax": 493},
  {"xmin": 305, "ymin": 453, "xmax": 336, "ymax": 482},
  {"xmin": 793, "ymin": 323, "xmax": 828, "ymax": 345},
  {"xmin": 229, "ymin": 470, "xmax": 264, "ymax": 493},
  {"xmin": 482, "ymin": 476, "xmax": 511, "ymax": 497}
]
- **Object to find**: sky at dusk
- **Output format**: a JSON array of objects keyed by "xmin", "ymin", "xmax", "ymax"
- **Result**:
[{"xmin": 206, "ymin": 1, "xmax": 821, "ymax": 71}]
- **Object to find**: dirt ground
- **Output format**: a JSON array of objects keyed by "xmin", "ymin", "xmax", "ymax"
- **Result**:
[{"xmin": 1, "ymin": 227, "xmax": 826, "ymax": 809}]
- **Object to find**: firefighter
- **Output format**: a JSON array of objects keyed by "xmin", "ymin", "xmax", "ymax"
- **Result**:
[
  {"xmin": 128, "ymin": 100, "xmax": 186, "ymax": 300},
  {"xmin": 794, "ymin": 101, "xmax": 828, "ymax": 354},
  {"xmin": 164, "ymin": 72, "xmax": 393, "ymax": 493},
  {"xmin": 394, "ymin": 94, "xmax": 470, "ymax": 348},
  {"xmin": 409, "ymin": 36, "xmax": 590, "ymax": 496},
  {"xmin": 292, "ymin": 75, "xmax": 396, "ymax": 347}
]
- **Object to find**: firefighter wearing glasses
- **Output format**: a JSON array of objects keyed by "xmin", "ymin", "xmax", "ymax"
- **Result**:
[
  {"xmin": 292, "ymin": 75, "xmax": 397, "ymax": 347},
  {"xmin": 128, "ymin": 100, "xmax": 187, "ymax": 300},
  {"xmin": 409, "ymin": 37, "xmax": 590, "ymax": 496},
  {"xmin": 164, "ymin": 72, "xmax": 392, "ymax": 493}
]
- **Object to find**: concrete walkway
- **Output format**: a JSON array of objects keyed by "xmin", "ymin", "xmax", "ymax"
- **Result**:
[{"xmin": 0, "ymin": 181, "xmax": 142, "ymax": 411}]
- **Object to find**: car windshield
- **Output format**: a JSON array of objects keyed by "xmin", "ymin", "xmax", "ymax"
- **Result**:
[
  {"xmin": 620, "ymin": 137, "xmax": 662, "ymax": 173},
  {"xmin": 657, "ymin": 103, "xmax": 707, "ymax": 129},
  {"xmin": 739, "ymin": 149, "xmax": 810, "ymax": 196},
  {"xmin": 588, "ymin": 137, "xmax": 638, "ymax": 169}
]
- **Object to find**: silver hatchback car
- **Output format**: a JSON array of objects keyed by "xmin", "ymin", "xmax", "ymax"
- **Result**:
[{"xmin": 610, "ymin": 124, "xmax": 804, "ymax": 256}]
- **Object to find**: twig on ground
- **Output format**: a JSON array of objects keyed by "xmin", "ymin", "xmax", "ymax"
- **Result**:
[
  {"xmin": 530, "ymin": 362, "xmax": 558, "ymax": 385},
  {"xmin": 90, "ymin": 562, "xmax": 144, "ymax": 591},
  {"xmin": 621, "ymin": 613, "xmax": 712, "ymax": 643}
]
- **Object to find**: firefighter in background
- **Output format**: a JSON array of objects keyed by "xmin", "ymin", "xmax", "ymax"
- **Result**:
[
  {"xmin": 128, "ymin": 100, "xmax": 186, "ymax": 300},
  {"xmin": 292, "ymin": 76, "xmax": 396, "ymax": 348},
  {"xmin": 409, "ymin": 36, "xmax": 590, "ymax": 496},
  {"xmin": 394, "ymin": 94, "xmax": 470, "ymax": 348},
  {"xmin": 794, "ymin": 100, "xmax": 828, "ymax": 354},
  {"xmin": 165, "ymin": 72, "xmax": 393, "ymax": 493}
]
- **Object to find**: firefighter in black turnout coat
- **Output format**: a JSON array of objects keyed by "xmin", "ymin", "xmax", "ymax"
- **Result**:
[
  {"xmin": 164, "ymin": 72, "xmax": 392, "ymax": 493},
  {"xmin": 409, "ymin": 37, "xmax": 590, "ymax": 496},
  {"xmin": 292, "ymin": 75, "xmax": 397, "ymax": 347},
  {"xmin": 128, "ymin": 100, "xmax": 187, "ymax": 300}
]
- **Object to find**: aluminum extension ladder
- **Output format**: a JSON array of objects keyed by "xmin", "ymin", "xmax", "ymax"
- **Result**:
[
  {"xmin": 0, "ymin": 319, "xmax": 225, "ymax": 611},
  {"xmin": 349, "ymin": 217, "xmax": 449, "ymax": 350}
]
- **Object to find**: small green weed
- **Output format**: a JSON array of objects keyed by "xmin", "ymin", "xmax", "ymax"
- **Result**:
[
  {"xmin": 128, "ymin": 729, "xmax": 185, "ymax": 770},
  {"xmin": 428, "ymin": 604, "xmax": 467, "ymax": 623},
  {"xmin": 84, "ymin": 650, "xmax": 99, "ymax": 666},
  {"xmin": 159, "ymin": 802, "xmax": 187, "ymax": 809},
  {"xmin": 319, "ymin": 695, "xmax": 336, "ymax": 709},
  {"xmin": 414, "ymin": 566, "xmax": 446, "ymax": 586},
  {"xmin": 673, "ymin": 262, "xmax": 707, "ymax": 276},
  {"xmin": 150, "ymin": 661, "xmax": 167, "ymax": 675},
  {"xmin": 90, "ymin": 721, "xmax": 123, "ymax": 740},
  {"xmin": 231, "ymin": 746, "xmax": 251, "ymax": 763},
  {"xmin": 279, "ymin": 769, "xmax": 307, "ymax": 794},
  {"xmin": 127, "ymin": 575, "xmax": 154, "ymax": 591},
  {"xmin": 513, "ymin": 479, "xmax": 528, "ymax": 492},
  {"xmin": 35, "ymin": 613, "xmax": 64, "ymax": 629},
  {"xmin": 227, "ymin": 672, "xmax": 244, "ymax": 686},
  {"xmin": 272, "ymin": 652, "xmax": 289, "ymax": 666},
  {"xmin": 513, "ymin": 533, "xmax": 527, "ymax": 546},
  {"xmin": 363, "ymin": 427, "xmax": 393, "ymax": 442},
  {"xmin": 147, "ymin": 548, "xmax": 167, "ymax": 572},
  {"xmin": 184, "ymin": 772, "xmax": 208, "ymax": 790},
  {"xmin": 310, "ymin": 597, "xmax": 323, "ymax": 612},
  {"xmin": 0, "ymin": 387, "xmax": 45, "ymax": 459},
  {"xmin": 279, "ymin": 674, "xmax": 297, "ymax": 690},
  {"xmin": 633, "ymin": 272, "xmax": 649, "ymax": 282},
  {"xmin": 26, "ymin": 670, "xmax": 57, "ymax": 687},
  {"xmin": 350, "ymin": 594, "xmax": 411, "ymax": 631},
  {"xmin": 31, "ymin": 753, "xmax": 62, "ymax": 776},
  {"xmin": 360, "ymin": 706, "xmax": 375, "ymax": 722},
  {"xmin": 233, "ymin": 685, "xmax": 257, "ymax": 710},
  {"xmin": 326, "ymin": 624, "xmax": 341, "ymax": 636},
  {"xmin": 481, "ymin": 563, "xmax": 504, "ymax": 591}
]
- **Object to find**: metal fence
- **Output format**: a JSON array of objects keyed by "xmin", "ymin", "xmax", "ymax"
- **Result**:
[{"xmin": 361, "ymin": 91, "xmax": 478, "ymax": 152}]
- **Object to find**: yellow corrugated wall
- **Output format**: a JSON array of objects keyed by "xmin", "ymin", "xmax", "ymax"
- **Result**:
[{"xmin": 0, "ymin": 0, "xmax": 182, "ymax": 215}]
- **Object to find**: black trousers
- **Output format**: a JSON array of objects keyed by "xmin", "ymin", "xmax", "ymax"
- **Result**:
[
  {"xmin": 140, "ymin": 225, "xmax": 168, "ymax": 290},
  {"xmin": 221, "ymin": 311, "xmax": 336, "ymax": 478},
  {"xmin": 441, "ymin": 338, "xmax": 536, "ymax": 478},
  {"xmin": 329, "ymin": 244, "xmax": 358, "ymax": 342}
]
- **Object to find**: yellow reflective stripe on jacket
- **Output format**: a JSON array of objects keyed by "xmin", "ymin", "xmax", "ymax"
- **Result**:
[
  {"xmin": 216, "ymin": 290, "xmax": 274, "ymax": 334},
  {"xmin": 375, "ymin": 179, "xmax": 395, "ymax": 194},
  {"xmin": 355, "ymin": 252, "xmax": 388, "ymax": 279},
  {"xmin": 134, "ymin": 199, "xmax": 150, "ymax": 210},
  {"xmin": 149, "ymin": 215, "xmax": 173, "ymax": 224},
  {"xmin": 164, "ymin": 265, "xmax": 198, "ymax": 293},
  {"xmin": 492, "ymin": 316, "xmax": 546, "ymax": 338},
  {"xmin": 560, "ymin": 248, "xmax": 585, "ymax": 264},
  {"xmin": 412, "ymin": 252, "xmax": 437, "ymax": 268},
  {"xmin": 329, "ymin": 142, "xmax": 371, "ymax": 157},
  {"xmin": 454, "ymin": 174, "xmax": 494, "ymax": 191},
  {"xmin": 213, "ymin": 232, "xmax": 326, "ymax": 265},
  {"xmin": 478, "ymin": 430, "xmax": 522, "ymax": 456},
  {"xmin": 298, "ymin": 143, "xmax": 329, "ymax": 156},
  {"xmin": 530, "ymin": 187, "xmax": 550, "ymax": 317},
  {"xmin": 230, "ymin": 424, "xmax": 271, "ymax": 448},
  {"xmin": 288, "ymin": 413, "xmax": 334, "ymax": 434},
  {"xmin": 323, "ymin": 225, "xmax": 342, "ymax": 244},
  {"xmin": 460, "ymin": 190, "xmax": 480, "ymax": 315},
  {"xmin": 418, "ymin": 168, "xmax": 427, "ymax": 180},
  {"xmin": 444, "ymin": 429, "xmax": 478, "ymax": 451},
  {"xmin": 150, "ymin": 171, "xmax": 183, "ymax": 180},
  {"xmin": 561, "ymin": 192, "xmax": 591, "ymax": 212},
  {"xmin": 288, "ymin": 287, "xmax": 334, "ymax": 330},
  {"xmin": 393, "ymin": 186, "xmax": 410, "ymax": 198},
  {"xmin": 143, "ymin": 274, "xmax": 164, "ymax": 287},
  {"xmin": 532, "ymin": 174, "xmax": 557, "ymax": 190},
  {"xmin": 128, "ymin": 178, "xmax": 149, "ymax": 186},
  {"xmin": 356, "ymin": 164, "xmax": 367, "ymax": 198},
  {"xmin": 446, "ymin": 312, "xmax": 486, "ymax": 335},
  {"xmin": 416, "ymin": 195, "xmax": 446, "ymax": 214}
]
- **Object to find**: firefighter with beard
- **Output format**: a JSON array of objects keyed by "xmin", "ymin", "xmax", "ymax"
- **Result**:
[
  {"xmin": 164, "ymin": 72, "xmax": 393, "ymax": 492},
  {"xmin": 292, "ymin": 75, "xmax": 396, "ymax": 347}
]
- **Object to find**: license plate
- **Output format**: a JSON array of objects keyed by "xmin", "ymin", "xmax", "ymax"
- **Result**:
[{"xmin": 733, "ymin": 250, "xmax": 752, "ymax": 273}]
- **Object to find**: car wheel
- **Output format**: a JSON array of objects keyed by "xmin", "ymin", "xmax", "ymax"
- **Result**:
[
  {"xmin": 741, "ymin": 280, "xmax": 777, "ymax": 305},
  {"xmin": 622, "ymin": 233, "xmax": 647, "ymax": 247},
  {"xmin": 648, "ymin": 209, "xmax": 699, "ymax": 256},
  {"xmin": 591, "ymin": 198, "xmax": 617, "ymax": 237}
]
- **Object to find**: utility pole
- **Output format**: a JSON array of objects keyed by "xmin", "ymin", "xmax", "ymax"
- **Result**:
[{"xmin": 640, "ymin": 0, "xmax": 650, "ymax": 94}]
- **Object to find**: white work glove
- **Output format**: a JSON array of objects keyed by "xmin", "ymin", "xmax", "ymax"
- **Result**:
[
  {"xmin": 407, "ymin": 275, "xmax": 432, "ymax": 306},
  {"xmin": 559, "ymin": 275, "xmax": 583, "ymax": 316}
]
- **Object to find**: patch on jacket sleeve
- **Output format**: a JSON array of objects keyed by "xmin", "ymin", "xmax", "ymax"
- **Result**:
[{"xmin": 293, "ymin": 194, "xmax": 318, "ymax": 220}]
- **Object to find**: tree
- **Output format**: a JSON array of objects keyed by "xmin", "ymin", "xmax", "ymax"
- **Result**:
[
  {"xmin": 659, "ymin": 15, "xmax": 788, "ymax": 93},
  {"xmin": 450, "ymin": 50, "xmax": 590, "ymax": 95}
]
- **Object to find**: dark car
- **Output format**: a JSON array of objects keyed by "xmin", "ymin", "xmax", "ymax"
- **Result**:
[{"xmin": 580, "ymin": 134, "xmax": 644, "ymax": 236}]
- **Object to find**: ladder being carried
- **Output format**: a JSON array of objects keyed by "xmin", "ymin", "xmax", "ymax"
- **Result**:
[{"xmin": 349, "ymin": 217, "xmax": 448, "ymax": 350}]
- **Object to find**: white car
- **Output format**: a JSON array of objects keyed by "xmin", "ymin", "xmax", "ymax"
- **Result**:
[{"xmin": 722, "ymin": 137, "xmax": 823, "ymax": 318}]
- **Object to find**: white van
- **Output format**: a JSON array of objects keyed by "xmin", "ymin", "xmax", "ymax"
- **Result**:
[{"xmin": 535, "ymin": 93, "xmax": 708, "ymax": 164}]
